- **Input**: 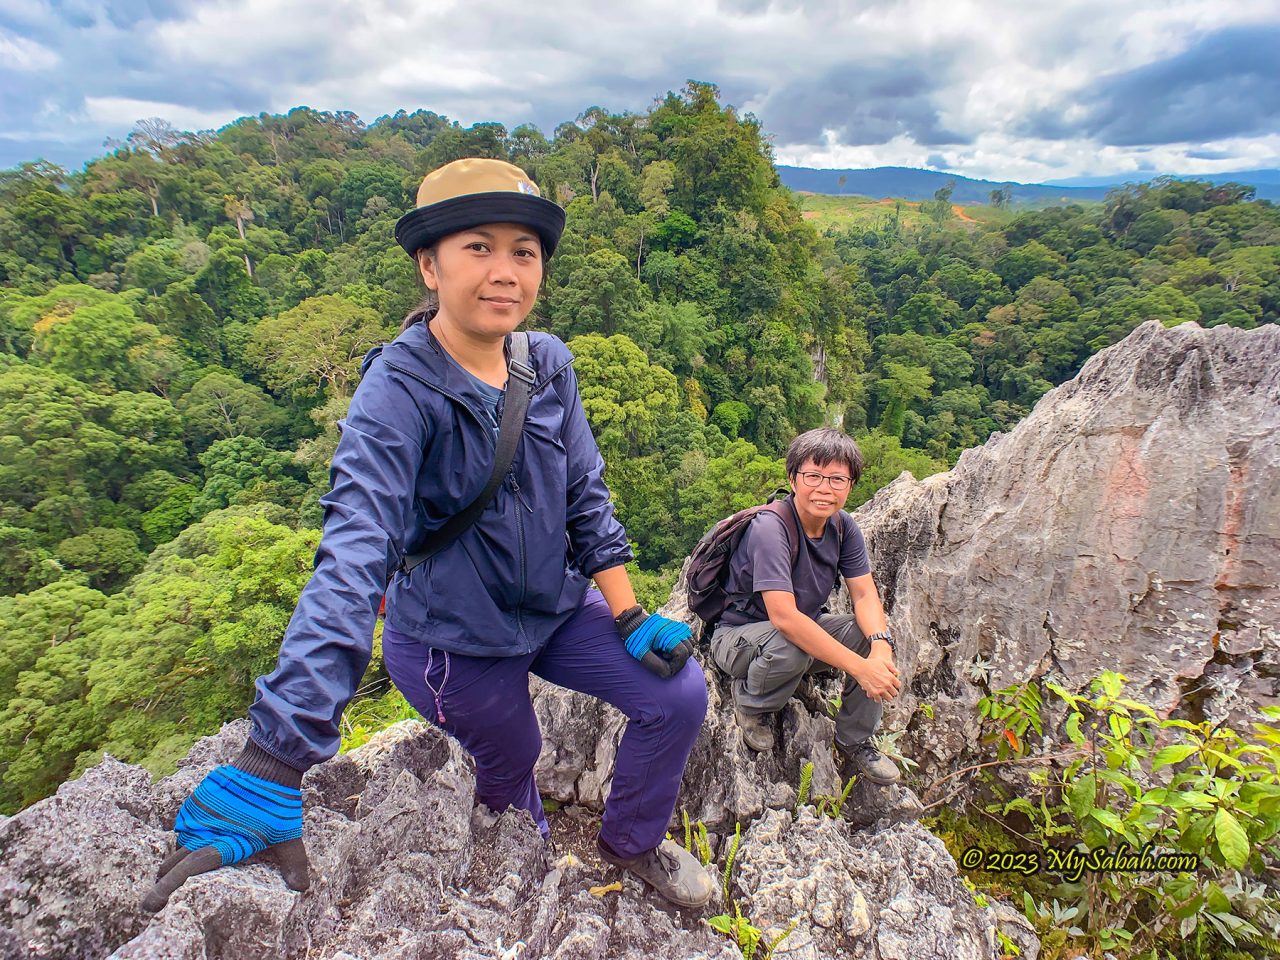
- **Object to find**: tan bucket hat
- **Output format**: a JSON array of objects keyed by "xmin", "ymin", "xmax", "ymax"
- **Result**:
[{"xmin": 394, "ymin": 157, "xmax": 566, "ymax": 259}]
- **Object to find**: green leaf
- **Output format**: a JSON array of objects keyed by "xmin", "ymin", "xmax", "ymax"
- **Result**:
[
  {"xmin": 708, "ymin": 915, "xmax": 733, "ymax": 935},
  {"xmin": 1214, "ymin": 809, "xmax": 1250, "ymax": 869},
  {"xmin": 1206, "ymin": 749, "xmax": 1244, "ymax": 771},
  {"xmin": 1178, "ymin": 790, "xmax": 1217, "ymax": 809},
  {"xmin": 1097, "ymin": 768, "xmax": 1140, "ymax": 798},
  {"xmin": 1152, "ymin": 744, "xmax": 1198, "ymax": 769},
  {"xmin": 1045, "ymin": 681, "xmax": 1077, "ymax": 707},
  {"xmin": 1115, "ymin": 697, "xmax": 1158, "ymax": 718},
  {"xmin": 1160, "ymin": 718, "xmax": 1206, "ymax": 733},
  {"xmin": 1065, "ymin": 712, "xmax": 1084, "ymax": 744},
  {"xmin": 1099, "ymin": 671, "xmax": 1124, "ymax": 698},
  {"xmin": 1205, "ymin": 883, "xmax": 1232, "ymax": 914},
  {"xmin": 1139, "ymin": 787, "xmax": 1169, "ymax": 805},
  {"xmin": 1002, "ymin": 797, "xmax": 1037, "ymax": 817},
  {"xmin": 1108, "ymin": 713, "xmax": 1132, "ymax": 738},
  {"xmin": 1069, "ymin": 774, "xmax": 1097, "ymax": 821},
  {"xmin": 1090, "ymin": 808, "xmax": 1126, "ymax": 833},
  {"xmin": 1183, "ymin": 813, "xmax": 1215, "ymax": 851},
  {"xmin": 1241, "ymin": 782, "xmax": 1280, "ymax": 801}
]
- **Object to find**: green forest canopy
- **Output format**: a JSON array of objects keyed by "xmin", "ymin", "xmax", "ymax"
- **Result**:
[{"xmin": 1, "ymin": 81, "xmax": 1277, "ymax": 812}]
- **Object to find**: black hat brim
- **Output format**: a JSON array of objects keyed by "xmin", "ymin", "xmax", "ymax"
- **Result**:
[{"xmin": 394, "ymin": 192, "xmax": 567, "ymax": 259}]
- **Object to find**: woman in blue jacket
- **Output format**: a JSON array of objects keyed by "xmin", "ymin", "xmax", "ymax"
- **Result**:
[{"xmin": 143, "ymin": 158, "xmax": 714, "ymax": 911}]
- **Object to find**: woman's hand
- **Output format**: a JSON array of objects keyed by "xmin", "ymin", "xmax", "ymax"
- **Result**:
[
  {"xmin": 141, "ymin": 746, "xmax": 310, "ymax": 913},
  {"xmin": 614, "ymin": 606, "xmax": 695, "ymax": 679}
]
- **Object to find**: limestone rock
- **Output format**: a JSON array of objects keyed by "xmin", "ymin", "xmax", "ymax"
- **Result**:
[
  {"xmin": 27, "ymin": 301, "xmax": 1273, "ymax": 959},
  {"xmin": 2, "ymin": 711, "xmax": 1000, "ymax": 959},
  {"xmin": 850, "ymin": 321, "xmax": 1279, "ymax": 782},
  {"xmin": 0, "ymin": 758, "xmax": 158, "ymax": 959}
]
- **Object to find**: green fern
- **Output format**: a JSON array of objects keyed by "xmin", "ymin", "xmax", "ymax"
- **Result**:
[
  {"xmin": 762, "ymin": 919, "xmax": 799, "ymax": 960},
  {"xmin": 737, "ymin": 902, "xmax": 763, "ymax": 960},
  {"xmin": 695, "ymin": 820, "xmax": 712, "ymax": 866},
  {"xmin": 722, "ymin": 821, "xmax": 742, "ymax": 902},
  {"xmin": 682, "ymin": 807, "xmax": 692, "ymax": 854},
  {"xmin": 795, "ymin": 760, "xmax": 814, "ymax": 811},
  {"xmin": 830, "ymin": 774, "xmax": 857, "ymax": 818},
  {"xmin": 1235, "ymin": 925, "xmax": 1280, "ymax": 956}
]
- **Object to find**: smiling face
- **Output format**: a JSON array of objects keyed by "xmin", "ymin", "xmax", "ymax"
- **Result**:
[
  {"xmin": 789, "ymin": 456, "xmax": 854, "ymax": 533},
  {"xmin": 418, "ymin": 222, "xmax": 543, "ymax": 341}
]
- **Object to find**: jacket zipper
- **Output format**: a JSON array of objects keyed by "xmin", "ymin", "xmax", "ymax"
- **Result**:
[{"xmin": 510, "ymin": 475, "xmax": 530, "ymax": 650}]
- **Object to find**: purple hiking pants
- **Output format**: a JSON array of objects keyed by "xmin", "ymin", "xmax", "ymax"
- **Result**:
[{"xmin": 381, "ymin": 589, "xmax": 708, "ymax": 857}]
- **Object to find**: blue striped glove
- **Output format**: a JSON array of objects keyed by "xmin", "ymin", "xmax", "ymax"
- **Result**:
[
  {"xmin": 141, "ymin": 741, "xmax": 309, "ymax": 912},
  {"xmin": 615, "ymin": 606, "xmax": 695, "ymax": 679}
]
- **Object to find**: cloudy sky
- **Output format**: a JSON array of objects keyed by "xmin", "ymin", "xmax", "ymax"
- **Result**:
[{"xmin": 2, "ymin": 0, "xmax": 1278, "ymax": 182}]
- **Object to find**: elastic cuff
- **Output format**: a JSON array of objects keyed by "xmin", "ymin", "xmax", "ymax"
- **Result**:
[
  {"xmin": 614, "ymin": 605, "xmax": 647, "ymax": 635},
  {"xmin": 231, "ymin": 739, "xmax": 305, "ymax": 789}
]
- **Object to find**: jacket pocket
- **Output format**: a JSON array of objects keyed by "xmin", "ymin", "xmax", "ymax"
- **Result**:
[{"xmin": 398, "ymin": 554, "xmax": 433, "ymax": 622}]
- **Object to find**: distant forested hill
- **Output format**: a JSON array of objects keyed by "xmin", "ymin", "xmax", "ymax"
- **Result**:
[
  {"xmin": 1, "ymin": 82, "xmax": 1277, "ymax": 813},
  {"xmin": 778, "ymin": 164, "xmax": 1280, "ymax": 203}
]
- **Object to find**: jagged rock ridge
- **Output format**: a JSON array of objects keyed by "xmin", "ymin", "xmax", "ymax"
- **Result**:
[
  {"xmin": 841, "ymin": 319, "xmax": 1278, "ymax": 781},
  {"xmin": 0, "ymin": 716, "xmax": 1026, "ymax": 959}
]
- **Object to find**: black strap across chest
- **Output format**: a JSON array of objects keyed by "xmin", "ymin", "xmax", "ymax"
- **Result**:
[{"xmin": 398, "ymin": 331, "xmax": 535, "ymax": 575}]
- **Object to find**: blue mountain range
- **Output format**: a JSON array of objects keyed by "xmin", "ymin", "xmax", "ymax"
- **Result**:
[{"xmin": 777, "ymin": 165, "xmax": 1280, "ymax": 204}]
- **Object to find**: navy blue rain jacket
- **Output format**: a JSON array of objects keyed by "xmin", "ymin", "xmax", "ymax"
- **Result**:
[{"xmin": 247, "ymin": 321, "xmax": 634, "ymax": 772}]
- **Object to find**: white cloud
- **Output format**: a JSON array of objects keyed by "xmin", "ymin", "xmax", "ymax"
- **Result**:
[
  {"xmin": 0, "ymin": 29, "xmax": 59, "ymax": 70},
  {"xmin": 82, "ymin": 96, "xmax": 247, "ymax": 132},
  {"xmin": 1, "ymin": 0, "xmax": 1278, "ymax": 177},
  {"xmin": 778, "ymin": 131, "xmax": 1280, "ymax": 183}
]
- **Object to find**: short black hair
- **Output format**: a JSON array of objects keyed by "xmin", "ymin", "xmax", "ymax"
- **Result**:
[{"xmin": 785, "ymin": 427, "xmax": 864, "ymax": 485}]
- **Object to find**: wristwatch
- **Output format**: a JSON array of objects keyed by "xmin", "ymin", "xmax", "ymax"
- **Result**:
[{"xmin": 867, "ymin": 630, "xmax": 896, "ymax": 654}]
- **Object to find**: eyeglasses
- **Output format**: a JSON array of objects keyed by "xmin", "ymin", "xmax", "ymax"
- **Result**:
[{"xmin": 797, "ymin": 471, "xmax": 852, "ymax": 492}]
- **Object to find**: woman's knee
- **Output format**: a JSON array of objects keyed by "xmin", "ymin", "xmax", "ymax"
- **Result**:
[
  {"xmin": 663, "ymin": 657, "xmax": 709, "ymax": 731},
  {"xmin": 470, "ymin": 722, "xmax": 543, "ymax": 787}
]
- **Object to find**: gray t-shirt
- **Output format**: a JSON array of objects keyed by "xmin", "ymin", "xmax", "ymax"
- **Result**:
[{"xmin": 720, "ymin": 498, "xmax": 870, "ymax": 626}]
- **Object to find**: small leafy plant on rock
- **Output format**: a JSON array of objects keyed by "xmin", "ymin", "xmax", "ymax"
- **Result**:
[
  {"xmin": 706, "ymin": 820, "xmax": 799, "ymax": 960},
  {"xmin": 929, "ymin": 669, "xmax": 1280, "ymax": 960}
]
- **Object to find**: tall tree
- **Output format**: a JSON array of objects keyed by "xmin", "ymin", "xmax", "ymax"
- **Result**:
[{"xmin": 246, "ymin": 294, "xmax": 387, "ymax": 400}]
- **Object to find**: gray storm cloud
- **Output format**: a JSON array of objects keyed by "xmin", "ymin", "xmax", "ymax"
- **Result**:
[{"xmin": 0, "ymin": 1, "xmax": 1276, "ymax": 177}]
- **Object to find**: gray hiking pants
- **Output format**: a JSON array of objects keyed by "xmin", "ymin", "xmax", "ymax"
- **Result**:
[{"xmin": 710, "ymin": 613, "xmax": 881, "ymax": 749}]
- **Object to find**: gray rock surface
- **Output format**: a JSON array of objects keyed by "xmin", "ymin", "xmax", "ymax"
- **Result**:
[
  {"xmin": 722, "ymin": 319, "xmax": 1276, "ymax": 784},
  {"xmin": 1, "ymin": 712, "xmax": 1010, "ymax": 959}
]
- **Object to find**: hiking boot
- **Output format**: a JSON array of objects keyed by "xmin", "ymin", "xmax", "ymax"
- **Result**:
[
  {"xmin": 838, "ymin": 739, "xmax": 901, "ymax": 785},
  {"xmin": 597, "ymin": 837, "xmax": 717, "ymax": 908},
  {"xmin": 734, "ymin": 705, "xmax": 775, "ymax": 752}
]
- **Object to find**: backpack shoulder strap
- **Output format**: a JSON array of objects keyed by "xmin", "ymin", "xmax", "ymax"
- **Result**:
[
  {"xmin": 399, "ymin": 332, "xmax": 534, "ymax": 575},
  {"xmin": 832, "ymin": 510, "xmax": 849, "ymax": 589},
  {"xmin": 761, "ymin": 496, "xmax": 801, "ymax": 567}
]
